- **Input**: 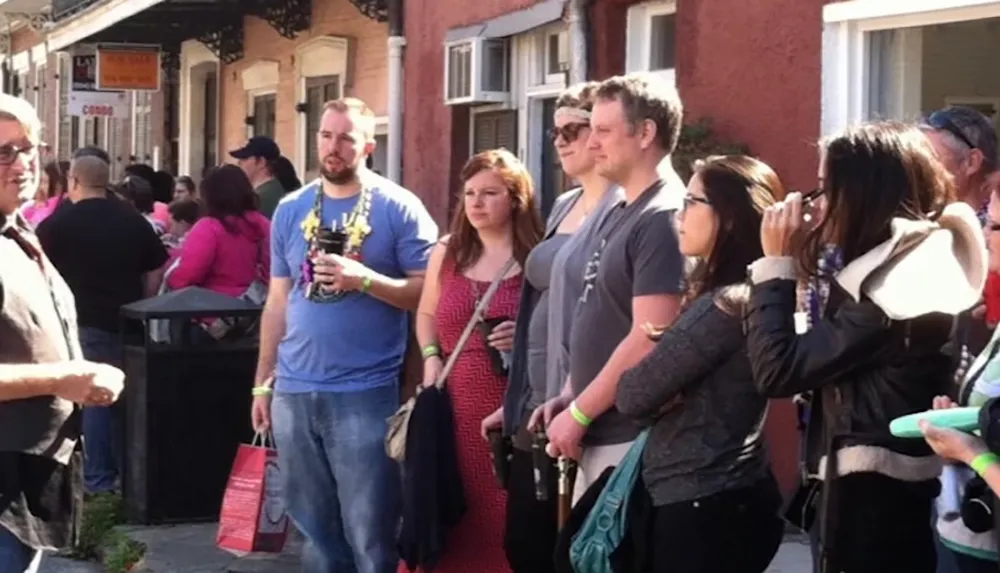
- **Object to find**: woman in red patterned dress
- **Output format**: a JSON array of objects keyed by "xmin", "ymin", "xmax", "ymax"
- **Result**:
[{"xmin": 403, "ymin": 149, "xmax": 543, "ymax": 573}]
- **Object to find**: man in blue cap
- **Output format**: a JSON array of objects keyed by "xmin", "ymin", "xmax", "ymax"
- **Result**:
[{"xmin": 230, "ymin": 135, "xmax": 286, "ymax": 219}]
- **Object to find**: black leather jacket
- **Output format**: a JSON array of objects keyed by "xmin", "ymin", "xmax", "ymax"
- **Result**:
[{"xmin": 745, "ymin": 277, "xmax": 955, "ymax": 477}]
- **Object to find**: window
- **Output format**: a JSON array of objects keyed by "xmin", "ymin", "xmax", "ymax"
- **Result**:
[
  {"xmin": 204, "ymin": 71, "xmax": 218, "ymax": 170},
  {"xmin": 371, "ymin": 133, "xmax": 388, "ymax": 176},
  {"xmin": 538, "ymin": 97, "xmax": 565, "ymax": 216},
  {"xmin": 252, "ymin": 93, "xmax": 276, "ymax": 139},
  {"xmin": 133, "ymin": 91, "xmax": 154, "ymax": 162},
  {"xmin": 649, "ymin": 13, "xmax": 676, "ymax": 71},
  {"xmin": 625, "ymin": 1, "xmax": 677, "ymax": 84},
  {"xmin": 545, "ymin": 31, "xmax": 569, "ymax": 84},
  {"xmin": 304, "ymin": 75, "xmax": 340, "ymax": 176},
  {"xmin": 58, "ymin": 54, "xmax": 73, "ymax": 158},
  {"xmin": 294, "ymin": 36, "xmax": 350, "ymax": 178},
  {"xmin": 34, "ymin": 65, "xmax": 46, "ymax": 143},
  {"xmin": 85, "ymin": 117, "xmax": 102, "ymax": 147},
  {"xmin": 473, "ymin": 110, "xmax": 517, "ymax": 154}
]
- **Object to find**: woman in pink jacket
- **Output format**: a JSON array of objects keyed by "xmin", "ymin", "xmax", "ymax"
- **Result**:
[{"xmin": 167, "ymin": 164, "xmax": 270, "ymax": 296}]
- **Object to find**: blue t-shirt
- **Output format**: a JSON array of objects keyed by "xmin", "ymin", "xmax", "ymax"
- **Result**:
[{"xmin": 270, "ymin": 175, "xmax": 439, "ymax": 393}]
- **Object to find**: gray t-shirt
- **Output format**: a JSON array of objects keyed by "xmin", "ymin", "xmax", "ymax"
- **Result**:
[
  {"xmin": 525, "ymin": 232, "xmax": 571, "ymax": 408},
  {"xmin": 569, "ymin": 180, "xmax": 686, "ymax": 446}
]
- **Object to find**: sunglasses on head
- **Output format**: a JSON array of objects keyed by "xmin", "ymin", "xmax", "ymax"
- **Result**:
[
  {"xmin": 926, "ymin": 111, "xmax": 978, "ymax": 150},
  {"xmin": 549, "ymin": 123, "xmax": 588, "ymax": 144}
]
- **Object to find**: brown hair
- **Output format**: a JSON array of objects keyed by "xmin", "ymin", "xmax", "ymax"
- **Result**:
[
  {"xmin": 555, "ymin": 81, "xmax": 600, "ymax": 111},
  {"xmin": 444, "ymin": 149, "xmax": 544, "ymax": 272},
  {"xmin": 594, "ymin": 73, "xmax": 683, "ymax": 154},
  {"xmin": 800, "ymin": 121, "xmax": 955, "ymax": 277},
  {"xmin": 42, "ymin": 160, "xmax": 67, "ymax": 199},
  {"xmin": 323, "ymin": 97, "xmax": 377, "ymax": 142},
  {"xmin": 647, "ymin": 155, "xmax": 782, "ymax": 340}
]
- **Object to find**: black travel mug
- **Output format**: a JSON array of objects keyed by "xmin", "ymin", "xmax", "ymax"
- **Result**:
[
  {"xmin": 531, "ymin": 430, "xmax": 551, "ymax": 501},
  {"xmin": 316, "ymin": 226, "xmax": 346, "ymax": 255}
]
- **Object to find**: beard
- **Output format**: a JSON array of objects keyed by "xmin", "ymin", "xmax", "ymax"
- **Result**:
[{"xmin": 320, "ymin": 154, "xmax": 360, "ymax": 185}]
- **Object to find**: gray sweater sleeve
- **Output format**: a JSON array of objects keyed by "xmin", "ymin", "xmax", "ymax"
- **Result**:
[{"xmin": 616, "ymin": 293, "xmax": 745, "ymax": 419}]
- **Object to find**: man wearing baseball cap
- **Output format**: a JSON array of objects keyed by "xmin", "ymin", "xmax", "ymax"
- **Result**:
[
  {"xmin": 922, "ymin": 106, "xmax": 998, "ymax": 210},
  {"xmin": 229, "ymin": 136, "xmax": 285, "ymax": 219}
]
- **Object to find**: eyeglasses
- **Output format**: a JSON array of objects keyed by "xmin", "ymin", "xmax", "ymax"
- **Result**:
[
  {"xmin": 925, "ymin": 111, "xmax": 978, "ymax": 150},
  {"xmin": 682, "ymin": 194, "xmax": 711, "ymax": 210},
  {"xmin": 0, "ymin": 141, "xmax": 36, "ymax": 166},
  {"xmin": 549, "ymin": 123, "xmax": 589, "ymax": 144}
]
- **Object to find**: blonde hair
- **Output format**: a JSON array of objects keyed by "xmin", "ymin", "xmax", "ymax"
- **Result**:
[
  {"xmin": 323, "ymin": 97, "xmax": 376, "ymax": 142},
  {"xmin": 0, "ymin": 94, "xmax": 42, "ymax": 144}
]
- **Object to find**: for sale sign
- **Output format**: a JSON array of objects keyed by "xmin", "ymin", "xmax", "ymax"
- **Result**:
[{"xmin": 68, "ymin": 51, "xmax": 129, "ymax": 118}]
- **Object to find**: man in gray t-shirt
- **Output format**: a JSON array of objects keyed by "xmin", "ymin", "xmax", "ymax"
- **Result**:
[
  {"xmin": 544, "ymin": 72, "xmax": 687, "ymax": 499},
  {"xmin": 569, "ymin": 181, "xmax": 685, "ymax": 446}
]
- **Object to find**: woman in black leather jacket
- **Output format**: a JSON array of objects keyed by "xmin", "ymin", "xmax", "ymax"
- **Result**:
[{"xmin": 744, "ymin": 121, "xmax": 987, "ymax": 573}]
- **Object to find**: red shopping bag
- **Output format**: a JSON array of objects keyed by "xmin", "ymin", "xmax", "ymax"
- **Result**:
[{"xmin": 216, "ymin": 433, "xmax": 289, "ymax": 555}]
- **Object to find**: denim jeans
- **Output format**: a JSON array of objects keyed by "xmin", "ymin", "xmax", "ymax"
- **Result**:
[
  {"xmin": 0, "ymin": 526, "xmax": 41, "ymax": 573},
  {"xmin": 271, "ymin": 385, "xmax": 401, "ymax": 573},
  {"xmin": 79, "ymin": 327, "xmax": 123, "ymax": 493}
]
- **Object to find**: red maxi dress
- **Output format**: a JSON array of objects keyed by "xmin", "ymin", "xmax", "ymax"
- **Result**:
[{"xmin": 399, "ymin": 260, "xmax": 522, "ymax": 573}]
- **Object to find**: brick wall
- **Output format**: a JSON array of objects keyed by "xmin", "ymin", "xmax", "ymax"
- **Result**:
[{"xmin": 219, "ymin": 0, "xmax": 388, "ymax": 166}]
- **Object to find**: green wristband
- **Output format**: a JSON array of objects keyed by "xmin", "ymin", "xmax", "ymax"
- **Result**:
[
  {"xmin": 252, "ymin": 386, "xmax": 273, "ymax": 397},
  {"xmin": 361, "ymin": 275, "xmax": 373, "ymax": 293},
  {"xmin": 421, "ymin": 344, "xmax": 441, "ymax": 359},
  {"xmin": 570, "ymin": 400, "xmax": 592, "ymax": 427},
  {"xmin": 971, "ymin": 452, "xmax": 1000, "ymax": 477}
]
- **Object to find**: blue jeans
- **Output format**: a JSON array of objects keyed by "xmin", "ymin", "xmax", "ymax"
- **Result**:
[
  {"xmin": 79, "ymin": 327, "xmax": 123, "ymax": 493},
  {"xmin": 0, "ymin": 526, "xmax": 41, "ymax": 573},
  {"xmin": 271, "ymin": 385, "xmax": 401, "ymax": 573}
]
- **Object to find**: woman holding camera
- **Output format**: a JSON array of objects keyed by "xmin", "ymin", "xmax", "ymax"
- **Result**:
[
  {"xmin": 491, "ymin": 82, "xmax": 621, "ymax": 572},
  {"xmin": 615, "ymin": 155, "xmax": 785, "ymax": 572},
  {"xmin": 745, "ymin": 121, "xmax": 987, "ymax": 572},
  {"xmin": 407, "ymin": 149, "xmax": 542, "ymax": 573}
]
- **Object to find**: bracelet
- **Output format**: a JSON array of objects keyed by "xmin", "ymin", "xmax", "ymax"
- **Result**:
[
  {"xmin": 569, "ymin": 400, "xmax": 593, "ymax": 427},
  {"xmin": 970, "ymin": 452, "xmax": 1000, "ymax": 477},
  {"xmin": 252, "ymin": 386, "xmax": 273, "ymax": 397},
  {"xmin": 361, "ymin": 275, "xmax": 373, "ymax": 294},
  {"xmin": 421, "ymin": 344, "xmax": 441, "ymax": 359}
]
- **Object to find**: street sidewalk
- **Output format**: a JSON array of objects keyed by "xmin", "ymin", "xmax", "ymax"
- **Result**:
[{"xmin": 38, "ymin": 525, "xmax": 812, "ymax": 572}]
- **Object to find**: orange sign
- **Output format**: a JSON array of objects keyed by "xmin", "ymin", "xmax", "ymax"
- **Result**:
[{"xmin": 96, "ymin": 45, "xmax": 161, "ymax": 91}]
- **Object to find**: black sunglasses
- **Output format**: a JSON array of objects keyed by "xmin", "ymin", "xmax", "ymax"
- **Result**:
[
  {"xmin": 549, "ymin": 123, "xmax": 588, "ymax": 144},
  {"xmin": 926, "ymin": 111, "xmax": 978, "ymax": 150}
]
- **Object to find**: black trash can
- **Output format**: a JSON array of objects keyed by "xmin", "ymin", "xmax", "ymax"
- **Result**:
[{"xmin": 119, "ymin": 286, "xmax": 262, "ymax": 525}]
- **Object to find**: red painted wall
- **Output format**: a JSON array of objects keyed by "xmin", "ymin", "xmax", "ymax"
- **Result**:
[
  {"xmin": 403, "ymin": 0, "xmax": 832, "ymax": 493},
  {"xmin": 402, "ymin": 0, "xmax": 543, "ymax": 224}
]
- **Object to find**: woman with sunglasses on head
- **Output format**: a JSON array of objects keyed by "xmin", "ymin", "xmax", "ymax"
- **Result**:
[
  {"xmin": 488, "ymin": 82, "xmax": 621, "ymax": 572},
  {"xmin": 746, "ymin": 121, "xmax": 988, "ymax": 573},
  {"xmin": 615, "ymin": 155, "xmax": 785, "ymax": 572}
]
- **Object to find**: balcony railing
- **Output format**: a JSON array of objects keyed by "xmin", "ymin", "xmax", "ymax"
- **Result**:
[{"xmin": 51, "ymin": 0, "xmax": 103, "ymax": 21}]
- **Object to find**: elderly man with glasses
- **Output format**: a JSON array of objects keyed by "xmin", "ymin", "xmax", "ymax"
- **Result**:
[{"xmin": 0, "ymin": 94, "xmax": 125, "ymax": 572}]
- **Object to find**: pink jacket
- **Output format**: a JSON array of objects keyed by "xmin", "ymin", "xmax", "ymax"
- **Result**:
[{"xmin": 166, "ymin": 212, "xmax": 271, "ymax": 297}]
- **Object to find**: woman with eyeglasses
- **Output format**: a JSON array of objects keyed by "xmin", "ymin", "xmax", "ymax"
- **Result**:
[
  {"xmin": 489, "ymin": 81, "xmax": 622, "ymax": 572},
  {"xmin": 746, "ymin": 121, "xmax": 988, "ymax": 572},
  {"xmin": 614, "ymin": 155, "xmax": 785, "ymax": 572}
]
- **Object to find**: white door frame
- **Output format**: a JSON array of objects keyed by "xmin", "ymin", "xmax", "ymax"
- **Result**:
[{"xmin": 821, "ymin": 0, "xmax": 1000, "ymax": 135}]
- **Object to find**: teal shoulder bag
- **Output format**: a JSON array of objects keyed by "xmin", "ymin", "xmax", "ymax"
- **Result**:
[{"xmin": 569, "ymin": 429, "xmax": 650, "ymax": 573}]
